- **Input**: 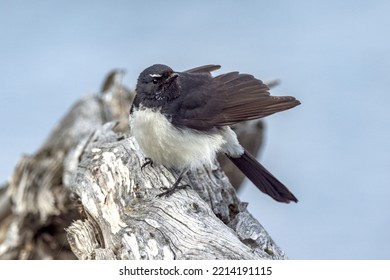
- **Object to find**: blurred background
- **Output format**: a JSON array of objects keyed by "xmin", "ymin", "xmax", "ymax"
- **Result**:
[{"xmin": 1, "ymin": 0, "xmax": 389, "ymax": 259}]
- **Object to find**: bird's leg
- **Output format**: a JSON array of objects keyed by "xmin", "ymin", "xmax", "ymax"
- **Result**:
[
  {"xmin": 157, "ymin": 168, "xmax": 190, "ymax": 197},
  {"xmin": 141, "ymin": 157, "xmax": 154, "ymax": 170}
]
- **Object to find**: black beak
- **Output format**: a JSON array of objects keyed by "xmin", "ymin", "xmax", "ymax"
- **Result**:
[{"xmin": 168, "ymin": 72, "xmax": 179, "ymax": 81}]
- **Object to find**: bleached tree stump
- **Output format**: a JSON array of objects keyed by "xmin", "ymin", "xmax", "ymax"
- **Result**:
[{"xmin": 0, "ymin": 70, "xmax": 287, "ymax": 260}]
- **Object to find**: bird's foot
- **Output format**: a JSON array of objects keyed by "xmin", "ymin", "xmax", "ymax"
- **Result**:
[
  {"xmin": 157, "ymin": 184, "xmax": 190, "ymax": 198},
  {"xmin": 141, "ymin": 157, "xmax": 154, "ymax": 170}
]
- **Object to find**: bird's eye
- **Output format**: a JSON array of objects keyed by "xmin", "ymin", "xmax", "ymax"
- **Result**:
[{"xmin": 150, "ymin": 74, "xmax": 162, "ymax": 84}]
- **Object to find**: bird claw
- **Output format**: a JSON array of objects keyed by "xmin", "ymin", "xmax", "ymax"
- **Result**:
[
  {"xmin": 141, "ymin": 157, "xmax": 154, "ymax": 170},
  {"xmin": 157, "ymin": 184, "xmax": 190, "ymax": 198}
]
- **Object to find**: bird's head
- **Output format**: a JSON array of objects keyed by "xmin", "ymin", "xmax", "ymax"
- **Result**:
[{"xmin": 136, "ymin": 64, "xmax": 180, "ymax": 102}]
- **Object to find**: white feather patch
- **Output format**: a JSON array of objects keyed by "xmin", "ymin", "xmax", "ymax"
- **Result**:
[{"xmin": 130, "ymin": 107, "xmax": 233, "ymax": 170}]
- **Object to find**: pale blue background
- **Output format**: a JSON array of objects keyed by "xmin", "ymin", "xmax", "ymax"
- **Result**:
[{"xmin": 1, "ymin": 1, "xmax": 389, "ymax": 259}]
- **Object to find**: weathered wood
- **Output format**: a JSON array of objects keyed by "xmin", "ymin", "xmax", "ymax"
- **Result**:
[
  {"xmin": 0, "ymin": 93, "xmax": 103, "ymax": 259},
  {"xmin": 65, "ymin": 123, "xmax": 286, "ymax": 259},
  {"xmin": 0, "ymin": 70, "xmax": 287, "ymax": 259},
  {"xmin": 0, "ymin": 71, "xmax": 132, "ymax": 259}
]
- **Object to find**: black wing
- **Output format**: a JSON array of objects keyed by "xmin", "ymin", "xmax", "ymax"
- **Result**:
[
  {"xmin": 172, "ymin": 70, "xmax": 300, "ymax": 131},
  {"xmin": 184, "ymin": 64, "xmax": 221, "ymax": 74}
]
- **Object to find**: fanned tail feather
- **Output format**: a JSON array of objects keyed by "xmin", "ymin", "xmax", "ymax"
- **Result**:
[{"xmin": 227, "ymin": 150, "xmax": 298, "ymax": 203}]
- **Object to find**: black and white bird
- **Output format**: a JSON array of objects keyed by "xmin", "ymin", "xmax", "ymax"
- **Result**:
[{"xmin": 129, "ymin": 64, "xmax": 300, "ymax": 203}]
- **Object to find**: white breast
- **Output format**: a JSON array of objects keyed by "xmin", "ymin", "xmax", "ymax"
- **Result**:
[{"xmin": 129, "ymin": 107, "xmax": 228, "ymax": 170}]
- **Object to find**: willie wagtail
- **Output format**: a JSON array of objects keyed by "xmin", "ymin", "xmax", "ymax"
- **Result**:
[{"xmin": 130, "ymin": 64, "xmax": 300, "ymax": 203}]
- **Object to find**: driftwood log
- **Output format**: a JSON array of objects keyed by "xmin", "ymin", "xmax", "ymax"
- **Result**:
[{"xmin": 0, "ymin": 70, "xmax": 286, "ymax": 259}]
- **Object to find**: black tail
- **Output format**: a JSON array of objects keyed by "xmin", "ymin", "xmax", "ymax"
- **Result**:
[{"xmin": 227, "ymin": 150, "xmax": 298, "ymax": 203}]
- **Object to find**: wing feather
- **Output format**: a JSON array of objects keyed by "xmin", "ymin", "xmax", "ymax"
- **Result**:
[
  {"xmin": 184, "ymin": 65, "xmax": 221, "ymax": 74},
  {"xmin": 172, "ymin": 70, "xmax": 300, "ymax": 131}
]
